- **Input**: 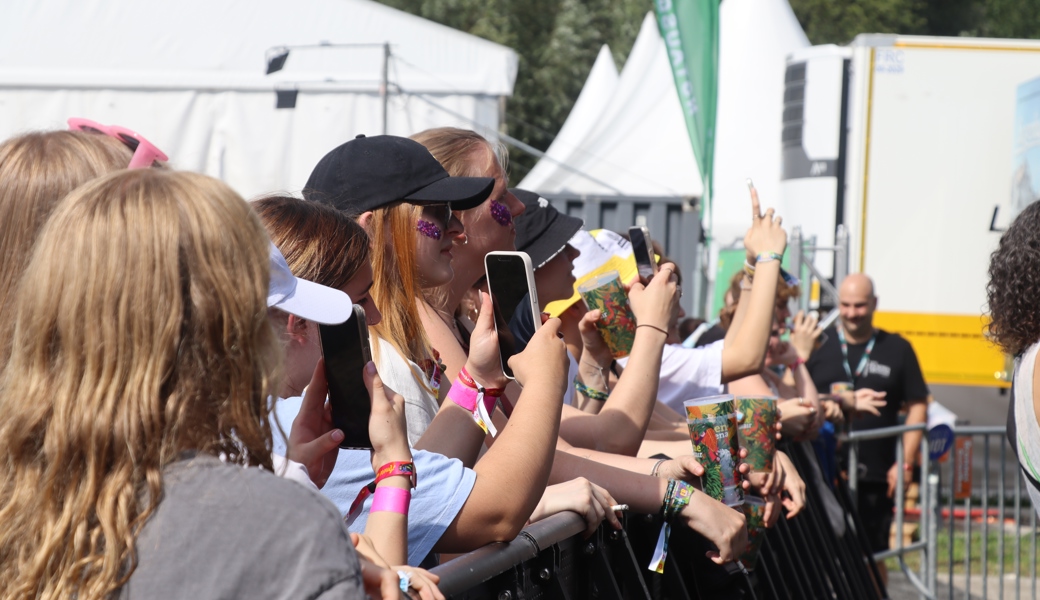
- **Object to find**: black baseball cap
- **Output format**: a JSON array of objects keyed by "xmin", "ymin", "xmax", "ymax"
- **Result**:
[
  {"xmin": 512, "ymin": 188, "xmax": 584, "ymax": 269},
  {"xmin": 304, "ymin": 134, "xmax": 494, "ymax": 213}
]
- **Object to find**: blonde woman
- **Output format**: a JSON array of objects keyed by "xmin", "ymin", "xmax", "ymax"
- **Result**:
[
  {"xmin": 0, "ymin": 128, "xmax": 132, "ymax": 356},
  {"xmin": 0, "ymin": 170, "xmax": 368, "ymax": 599}
]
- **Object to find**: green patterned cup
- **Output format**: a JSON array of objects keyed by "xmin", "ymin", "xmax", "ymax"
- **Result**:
[
  {"xmin": 740, "ymin": 495, "xmax": 768, "ymax": 570},
  {"xmin": 578, "ymin": 270, "xmax": 636, "ymax": 359},
  {"xmin": 734, "ymin": 396, "xmax": 779, "ymax": 473},
  {"xmin": 684, "ymin": 394, "xmax": 743, "ymax": 507}
]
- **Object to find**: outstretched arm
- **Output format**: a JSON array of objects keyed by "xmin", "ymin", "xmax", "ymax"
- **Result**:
[
  {"xmin": 433, "ymin": 320, "xmax": 568, "ymax": 551},
  {"xmin": 721, "ymin": 187, "xmax": 788, "ymax": 382},
  {"xmin": 559, "ymin": 267, "xmax": 678, "ymax": 455}
]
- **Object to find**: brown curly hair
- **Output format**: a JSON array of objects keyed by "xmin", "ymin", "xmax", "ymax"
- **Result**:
[{"xmin": 987, "ymin": 201, "xmax": 1040, "ymax": 356}]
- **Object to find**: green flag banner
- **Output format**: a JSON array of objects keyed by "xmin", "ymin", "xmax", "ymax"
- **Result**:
[{"xmin": 653, "ymin": 0, "xmax": 719, "ymax": 232}]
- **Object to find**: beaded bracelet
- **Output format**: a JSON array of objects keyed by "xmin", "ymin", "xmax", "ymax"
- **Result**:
[
  {"xmin": 648, "ymin": 480, "xmax": 696, "ymax": 574},
  {"xmin": 574, "ymin": 380, "xmax": 608, "ymax": 402}
]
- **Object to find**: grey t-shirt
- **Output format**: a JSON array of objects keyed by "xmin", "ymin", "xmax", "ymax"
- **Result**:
[{"xmin": 119, "ymin": 455, "xmax": 365, "ymax": 599}]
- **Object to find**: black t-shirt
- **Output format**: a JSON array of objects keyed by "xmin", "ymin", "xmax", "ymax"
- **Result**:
[
  {"xmin": 694, "ymin": 324, "xmax": 727, "ymax": 347},
  {"xmin": 806, "ymin": 327, "xmax": 929, "ymax": 482}
]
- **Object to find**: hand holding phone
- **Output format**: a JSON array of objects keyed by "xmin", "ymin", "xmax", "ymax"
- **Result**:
[
  {"xmin": 461, "ymin": 290, "xmax": 509, "ymax": 389},
  {"xmin": 362, "ymin": 361, "xmax": 412, "ymax": 471},
  {"xmin": 319, "ymin": 306, "xmax": 374, "ymax": 449},
  {"xmin": 485, "ymin": 252, "xmax": 541, "ymax": 379},
  {"xmin": 629, "ymin": 226, "xmax": 658, "ymax": 284},
  {"xmin": 507, "ymin": 317, "xmax": 569, "ymax": 391}
]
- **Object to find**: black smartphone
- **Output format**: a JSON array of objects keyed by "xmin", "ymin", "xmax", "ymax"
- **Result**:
[
  {"xmin": 318, "ymin": 305, "xmax": 373, "ymax": 450},
  {"xmin": 629, "ymin": 225, "xmax": 658, "ymax": 283},
  {"xmin": 484, "ymin": 251, "xmax": 541, "ymax": 380}
]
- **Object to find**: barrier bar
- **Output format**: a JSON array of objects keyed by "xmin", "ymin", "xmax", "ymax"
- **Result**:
[
  {"xmin": 983, "ymin": 434, "xmax": 990, "ymax": 599},
  {"xmin": 429, "ymin": 512, "xmax": 585, "ymax": 596}
]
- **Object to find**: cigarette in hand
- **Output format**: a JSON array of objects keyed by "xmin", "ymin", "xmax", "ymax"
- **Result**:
[{"xmin": 610, "ymin": 504, "xmax": 629, "ymax": 512}]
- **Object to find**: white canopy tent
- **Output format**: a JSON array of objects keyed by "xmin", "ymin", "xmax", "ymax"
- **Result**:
[
  {"xmin": 519, "ymin": 0, "xmax": 809, "ymax": 249},
  {"xmin": 519, "ymin": 16, "xmax": 702, "ymax": 198},
  {"xmin": 0, "ymin": 0, "xmax": 517, "ymax": 198}
]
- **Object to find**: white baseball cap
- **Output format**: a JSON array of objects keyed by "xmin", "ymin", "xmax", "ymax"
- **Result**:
[{"xmin": 267, "ymin": 242, "xmax": 352, "ymax": 324}]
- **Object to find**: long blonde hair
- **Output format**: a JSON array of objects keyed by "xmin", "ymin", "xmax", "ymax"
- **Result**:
[
  {"xmin": 0, "ymin": 130, "xmax": 132, "ymax": 357},
  {"xmin": 0, "ymin": 170, "xmax": 281, "ymax": 599},
  {"xmin": 367, "ymin": 202, "xmax": 435, "ymax": 368}
]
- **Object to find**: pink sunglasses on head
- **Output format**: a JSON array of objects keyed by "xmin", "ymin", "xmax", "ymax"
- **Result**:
[{"xmin": 67, "ymin": 117, "xmax": 168, "ymax": 169}]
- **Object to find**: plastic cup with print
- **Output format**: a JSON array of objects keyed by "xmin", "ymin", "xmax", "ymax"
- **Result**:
[
  {"xmin": 577, "ymin": 270, "xmax": 637, "ymax": 359},
  {"xmin": 734, "ymin": 396, "xmax": 778, "ymax": 473},
  {"xmin": 684, "ymin": 395, "xmax": 744, "ymax": 507}
]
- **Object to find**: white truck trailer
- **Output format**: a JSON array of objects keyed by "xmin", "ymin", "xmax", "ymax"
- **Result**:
[{"xmin": 780, "ymin": 35, "xmax": 1040, "ymax": 387}]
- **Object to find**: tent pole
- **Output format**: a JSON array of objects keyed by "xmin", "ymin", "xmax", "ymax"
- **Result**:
[{"xmin": 382, "ymin": 42, "xmax": 390, "ymax": 134}]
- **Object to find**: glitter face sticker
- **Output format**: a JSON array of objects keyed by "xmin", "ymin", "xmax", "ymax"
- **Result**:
[
  {"xmin": 416, "ymin": 219, "xmax": 442, "ymax": 240},
  {"xmin": 490, "ymin": 199, "xmax": 512, "ymax": 227}
]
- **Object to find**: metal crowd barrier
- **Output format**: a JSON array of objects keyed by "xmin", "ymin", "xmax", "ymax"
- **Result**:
[
  {"xmin": 844, "ymin": 422, "xmax": 1038, "ymax": 600},
  {"xmin": 431, "ymin": 440, "xmax": 889, "ymax": 599}
]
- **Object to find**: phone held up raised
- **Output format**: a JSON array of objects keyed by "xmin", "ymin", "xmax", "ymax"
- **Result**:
[
  {"xmin": 629, "ymin": 226, "xmax": 658, "ymax": 284},
  {"xmin": 318, "ymin": 305, "xmax": 373, "ymax": 450},
  {"xmin": 484, "ymin": 251, "xmax": 541, "ymax": 380}
]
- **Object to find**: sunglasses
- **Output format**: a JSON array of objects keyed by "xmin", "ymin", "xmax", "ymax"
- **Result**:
[{"xmin": 67, "ymin": 118, "xmax": 168, "ymax": 169}]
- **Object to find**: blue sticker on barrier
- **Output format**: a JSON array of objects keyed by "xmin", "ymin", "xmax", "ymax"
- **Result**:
[{"xmin": 928, "ymin": 424, "xmax": 955, "ymax": 461}]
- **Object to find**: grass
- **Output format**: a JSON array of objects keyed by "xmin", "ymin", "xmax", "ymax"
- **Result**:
[{"xmin": 885, "ymin": 526, "xmax": 1039, "ymax": 577}]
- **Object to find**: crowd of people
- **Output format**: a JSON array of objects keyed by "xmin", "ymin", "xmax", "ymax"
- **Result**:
[{"xmin": 0, "ymin": 120, "xmax": 930, "ymax": 599}]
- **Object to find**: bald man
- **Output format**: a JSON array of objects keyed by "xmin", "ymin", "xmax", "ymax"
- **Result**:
[{"xmin": 805, "ymin": 274, "xmax": 928, "ymax": 576}]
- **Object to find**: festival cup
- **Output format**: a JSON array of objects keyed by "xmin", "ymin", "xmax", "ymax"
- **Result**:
[
  {"xmin": 740, "ymin": 495, "xmax": 768, "ymax": 570},
  {"xmin": 684, "ymin": 395, "xmax": 744, "ymax": 507},
  {"xmin": 578, "ymin": 270, "xmax": 637, "ymax": 359},
  {"xmin": 830, "ymin": 381, "xmax": 853, "ymax": 395},
  {"xmin": 734, "ymin": 396, "xmax": 779, "ymax": 473}
]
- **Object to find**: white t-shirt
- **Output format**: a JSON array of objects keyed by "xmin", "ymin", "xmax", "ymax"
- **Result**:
[
  {"xmin": 372, "ymin": 336, "xmax": 440, "ymax": 446},
  {"xmin": 272, "ymin": 454, "xmax": 316, "ymax": 490},
  {"xmin": 271, "ymin": 395, "xmax": 475, "ymax": 566},
  {"xmin": 1013, "ymin": 342, "xmax": 1040, "ymax": 513},
  {"xmin": 617, "ymin": 340, "xmax": 724, "ymax": 414}
]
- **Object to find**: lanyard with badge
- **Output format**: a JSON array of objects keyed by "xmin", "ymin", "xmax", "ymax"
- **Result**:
[{"xmin": 837, "ymin": 326, "xmax": 876, "ymax": 383}]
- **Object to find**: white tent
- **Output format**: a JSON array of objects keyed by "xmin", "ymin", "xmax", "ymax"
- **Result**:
[
  {"xmin": 518, "ymin": 16, "xmax": 701, "ymax": 198},
  {"xmin": 518, "ymin": 0, "xmax": 809, "ymax": 248},
  {"xmin": 0, "ymin": 0, "xmax": 517, "ymax": 198}
]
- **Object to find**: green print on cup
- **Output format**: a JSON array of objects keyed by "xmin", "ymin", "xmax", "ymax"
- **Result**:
[
  {"xmin": 741, "ymin": 495, "xmax": 768, "ymax": 570},
  {"xmin": 684, "ymin": 395, "xmax": 743, "ymax": 507},
  {"xmin": 734, "ymin": 396, "xmax": 779, "ymax": 473},
  {"xmin": 578, "ymin": 270, "xmax": 637, "ymax": 359}
]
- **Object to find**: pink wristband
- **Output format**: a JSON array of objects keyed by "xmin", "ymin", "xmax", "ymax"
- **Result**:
[
  {"xmin": 447, "ymin": 378, "xmax": 479, "ymax": 411},
  {"xmin": 371, "ymin": 486, "xmax": 411, "ymax": 515}
]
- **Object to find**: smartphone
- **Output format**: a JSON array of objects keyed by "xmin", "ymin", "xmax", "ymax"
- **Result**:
[
  {"xmin": 318, "ymin": 305, "xmax": 373, "ymax": 450},
  {"xmin": 629, "ymin": 226, "xmax": 658, "ymax": 283},
  {"xmin": 819, "ymin": 308, "xmax": 840, "ymax": 331},
  {"xmin": 484, "ymin": 251, "xmax": 541, "ymax": 380}
]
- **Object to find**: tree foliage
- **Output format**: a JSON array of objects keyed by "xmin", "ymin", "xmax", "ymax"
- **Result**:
[
  {"xmin": 378, "ymin": 0, "xmax": 1040, "ymax": 183},
  {"xmin": 789, "ymin": 0, "xmax": 1040, "ymax": 44},
  {"xmin": 377, "ymin": 0, "xmax": 646, "ymax": 182}
]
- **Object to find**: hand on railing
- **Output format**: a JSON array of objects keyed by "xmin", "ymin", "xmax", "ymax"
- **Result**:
[
  {"xmin": 678, "ymin": 492, "xmax": 748, "ymax": 564},
  {"xmin": 527, "ymin": 478, "xmax": 622, "ymax": 538},
  {"xmin": 776, "ymin": 451, "xmax": 805, "ymax": 518},
  {"xmin": 396, "ymin": 566, "xmax": 444, "ymax": 600},
  {"xmin": 352, "ymin": 533, "xmax": 444, "ymax": 600}
]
